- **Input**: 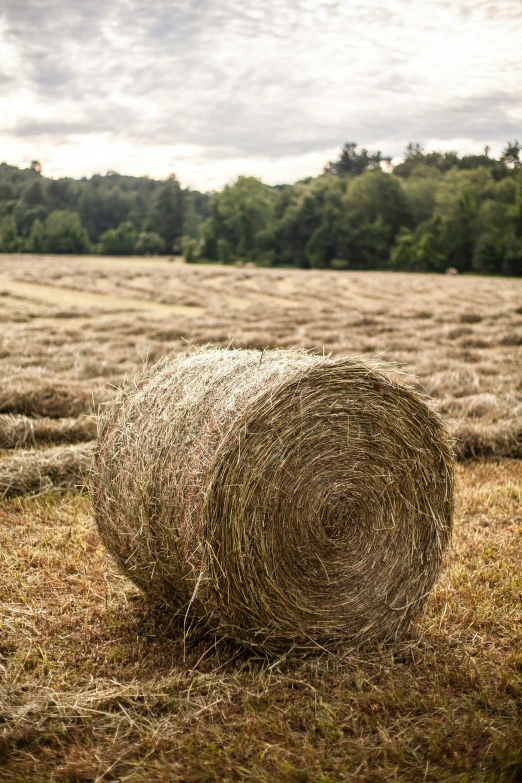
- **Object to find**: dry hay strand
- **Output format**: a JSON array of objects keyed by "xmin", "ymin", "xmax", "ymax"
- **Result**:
[
  {"xmin": 0, "ymin": 413, "xmax": 96, "ymax": 449},
  {"xmin": 0, "ymin": 376, "xmax": 108, "ymax": 418},
  {"xmin": 93, "ymin": 348, "xmax": 454, "ymax": 656},
  {"xmin": 0, "ymin": 442, "xmax": 95, "ymax": 498}
]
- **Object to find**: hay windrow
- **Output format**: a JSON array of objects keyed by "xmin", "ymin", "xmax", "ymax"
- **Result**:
[
  {"xmin": 93, "ymin": 348, "xmax": 454, "ymax": 656},
  {"xmin": 452, "ymin": 419, "xmax": 522, "ymax": 459},
  {"xmin": 0, "ymin": 413, "xmax": 96, "ymax": 449},
  {"xmin": 0, "ymin": 442, "xmax": 95, "ymax": 498},
  {"xmin": 0, "ymin": 376, "xmax": 108, "ymax": 418}
]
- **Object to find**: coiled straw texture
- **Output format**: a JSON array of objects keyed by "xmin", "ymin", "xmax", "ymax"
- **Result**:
[{"xmin": 93, "ymin": 349, "xmax": 454, "ymax": 655}]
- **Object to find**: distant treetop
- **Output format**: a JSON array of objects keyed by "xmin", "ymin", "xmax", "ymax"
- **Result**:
[{"xmin": 324, "ymin": 142, "xmax": 391, "ymax": 177}]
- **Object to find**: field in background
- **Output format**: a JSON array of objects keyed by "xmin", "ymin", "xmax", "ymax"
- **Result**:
[
  {"xmin": 1, "ymin": 254, "xmax": 522, "ymax": 457},
  {"xmin": 0, "ymin": 255, "xmax": 521, "ymax": 781}
]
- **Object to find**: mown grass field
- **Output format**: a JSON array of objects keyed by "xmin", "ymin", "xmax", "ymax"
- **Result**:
[{"xmin": 0, "ymin": 255, "xmax": 521, "ymax": 782}]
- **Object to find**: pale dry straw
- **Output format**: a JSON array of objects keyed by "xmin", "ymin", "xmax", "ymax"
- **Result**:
[
  {"xmin": 0, "ymin": 442, "xmax": 95, "ymax": 498},
  {"xmin": 93, "ymin": 348, "xmax": 454, "ymax": 656},
  {"xmin": 0, "ymin": 375, "xmax": 108, "ymax": 418},
  {"xmin": 0, "ymin": 413, "xmax": 96, "ymax": 449}
]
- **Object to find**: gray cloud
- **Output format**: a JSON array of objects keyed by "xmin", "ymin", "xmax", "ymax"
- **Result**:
[{"xmin": 1, "ymin": 0, "xmax": 521, "ymax": 184}]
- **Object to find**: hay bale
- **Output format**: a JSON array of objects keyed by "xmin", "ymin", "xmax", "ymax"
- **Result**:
[
  {"xmin": 0, "ymin": 376, "xmax": 108, "ymax": 418},
  {"xmin": 0, "ymin": 414, "xmax": 96, "ymax": 449},
  {"xmin": 0, "ymin": 442, "xmax": 95, "ymax": 498},
  {"xmin": 93, "ymin": 349, "xmax": 454, "ymax": 655}
]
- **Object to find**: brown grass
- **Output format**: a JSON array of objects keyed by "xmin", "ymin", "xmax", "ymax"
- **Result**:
[{"xmin": 0, "ymin": 461, "xmax": 520, "ymax": 782}]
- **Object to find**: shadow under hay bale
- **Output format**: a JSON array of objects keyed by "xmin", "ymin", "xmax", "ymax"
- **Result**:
[
  {"xmin": 0, "ymin": 442, "xmax": 95, "ymax": 498},
  {"xmin": 0, "ymin": 413, "xmax": 96, "ymax": 449},
  {"xmin": 93, "ymin": 348, "xmax": 454, "ymax": 656}
]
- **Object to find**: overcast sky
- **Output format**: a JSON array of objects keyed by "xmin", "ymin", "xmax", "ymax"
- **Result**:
[{"xmin": 1, "ymin": 0, "xmax": 521, "ymax": 190}]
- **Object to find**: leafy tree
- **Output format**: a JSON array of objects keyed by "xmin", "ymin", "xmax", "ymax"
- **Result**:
[
  {"xmin": 26, "ymin": 219, "xmax": 45, "ymax": 253},
  {"xmin": 37, "ymin": 211, "xmax": 91, "ymax": 254},
  {"xmin": 503, "ymin": 232, "xmax": 522, "ymax": 276},
  {"xmin": 337, "ymin": 214, "xmax": 391, "ymax": 270},
  {"xmin": 182, "ymin": 235, "xmax": 200, "ymax": 263},
  {"xmin": 433, "ymin": 168, "xmax": 496, "ymax": 272},
  {"xmin": 390, "ymin": 217, "xmax": 446, "ymax": 273},
  {"xmin": 182, "ymin": 189, "xmax": 209, "ymax": 239},
  {"xmin": 325, "ymin": 142, "xmax": 391, "ymax": 177},
  {"xmin": 46, "ymin": 178, "xmax": 75, "ymax": 210},
  {"xmin": 12, "ymin": 202, "xmax": 48, "ymax": 237},
  {"xmin": 331, "ymin": 170, "xmax": 411, "ymax": 269},
  {"xmin": 394, "ymin": 143, "xmax": 510, "ymax": 181},
  {"xmin": 343, "ymin": 170, "xmax": 410, "ymax": 235},
  {"xmin": 0, "ymin": 163, "xmax": 209, "ymax": 253},
  {"xmin": 389, "ymin": 227, "xmax": 415, "ymax": 271},
  {"xmin": 23, "ymin": 180, "xmax": 46, "ymax": 206},
  {"xmin": 201, "ymin": 177, "xmax": 275, "ymax": 262},
  {"xmin": 0, "ymin": 180, "xmax": 14, "ymax": 201},
  {"xmin": 78, "ymin": 185, "xmax": 132, "ymax": 241},
  {"xmin": 501, "ymin": 141, "xmax": 521, "ymax": 170},
  {"xmin": 262, "ymin": 176, "xmax": 345, "ymax": 268},
  {"xmin": 513, "ymin": 173, "xmax": 522, "ymax": 243},
  {"xmin": 402, "ymin": 172, "xmax": 440, "ymax": 226},
  {"xmin": 394, "ymin": 145, "xmax": 462, "ymax": 178},
  {"xmin": 435, "ymin": 168, "xmax": 495, "ymax": 218},
  {"xmin": 98, "ymin": 221, "xmax": 137, "ymax": 255},
  {"xmin": 472, "ymin": 231, "xmax": 504, "ymax": 275},
  {"xmin": 0, "ymin": 216, "xmax": 22, "ymax": 252},
  {"xmin": 134, "ymin": 231, "xmax": 165, "ymax": 255},
  {"xmin": 441, "ymin": 191, "xmax": 477, "ymax": 272},
  {"xmin": 0, "ymin": 148, "xmax": 521, "ymax": 275},
  {"xmin": 145, "ymin": 174, "xmax": 183, "ymax": 252}
]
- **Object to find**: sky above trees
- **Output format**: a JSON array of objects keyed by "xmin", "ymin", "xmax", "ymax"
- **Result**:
[{"xmin": 1, "ymin": 0, "xmax": 521, "ymax": 190}]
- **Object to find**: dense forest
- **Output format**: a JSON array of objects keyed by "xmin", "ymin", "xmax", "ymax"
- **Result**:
[
  {"xmin": 0, "ymin": 164, "xmax": 210, "ymax": 256},
  {"xmin": 1, "ymin": 141, "xmax": 521, "ymax": 275}
]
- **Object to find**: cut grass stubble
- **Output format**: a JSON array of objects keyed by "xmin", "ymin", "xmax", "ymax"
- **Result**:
[{"xmin": 0, "ymin": 461, "xmax": 520, "ymax": 782}]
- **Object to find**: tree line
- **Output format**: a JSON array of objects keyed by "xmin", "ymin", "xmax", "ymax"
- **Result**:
[
  {"xmin": 194, "ymin": 141, "xmax": 522, "ymax": 275},
  {"xmin": 0, "ymin": 164, "xmax": 210, "ymax": 256},
  {"xmin": 1, "ymin": 141, "xmax": 521, "ymax": 275}
]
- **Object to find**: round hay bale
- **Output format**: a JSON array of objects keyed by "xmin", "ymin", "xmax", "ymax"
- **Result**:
[{"xmin": 93, "ymin": 349, "xmax": 454, "ymax": 655}]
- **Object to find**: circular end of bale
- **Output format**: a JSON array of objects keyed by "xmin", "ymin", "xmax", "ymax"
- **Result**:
[{"xmin": 93, "ymin": 348, "xmax": 454, "ymax": 656}]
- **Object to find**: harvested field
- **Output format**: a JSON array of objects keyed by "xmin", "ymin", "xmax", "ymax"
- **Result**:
[
  {"xmin": 1, "ymin": 461, "xmax": 520, "ymax": 781},
  {"xmin": 0, "ymin": 254, "xmax": 520, "ymax": 458},
  {"xmin": 0, "ymin": 255, "xmax": 521, "ymax": 780}
]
